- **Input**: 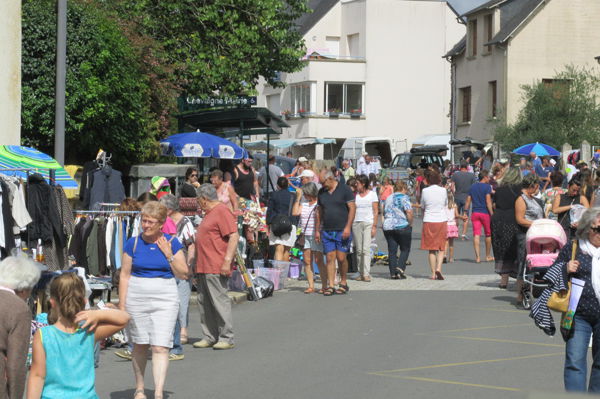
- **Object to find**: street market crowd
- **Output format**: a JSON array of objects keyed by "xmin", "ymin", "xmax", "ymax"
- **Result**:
[{"xmin": 4, "ymin": 148, "xmax": 600, "ymax": 397}]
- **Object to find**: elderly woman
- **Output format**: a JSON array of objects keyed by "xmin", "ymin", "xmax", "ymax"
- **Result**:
[
  {"xmin": 159, "ymin": 194, "xmax": 196, "ymax": 347},
  {"xmin": 292, "ymin": 182, "xmax": 324, "ymax": 294},
  {"xmin": 119, "ymin": 201, "xmax": 188, "ymax": 399},
  {"xmin": 193, "ymin": 184, "xmax": 239, "ymax": 350},
  {"xmin": 420, "ymin": 171, "xmax": 448, "ymax": 280},
  {"xmin": 383, "ymin": 180, "xmax": 413, "ymax": 279},
  {"xmin": 210, "ymin": 169, "xmax": 238, "ymax": 212},
  {"xmin": 0, "ymin": 255, "xmax": 40, "ymax": 399},
  {"xmin": 533, "ymin": 208, "xmax": 600, "ymax": 392},
  {"xmin": 181, "ymin": 167, "xmax": 200, "ymax": 198},
  {"xmin": 352, "ymin": 174, "xmax": 379, "ymax": 282},
  {"xmin": 515, "ymin": 174, "xmax": 545, "ymax": 304}
]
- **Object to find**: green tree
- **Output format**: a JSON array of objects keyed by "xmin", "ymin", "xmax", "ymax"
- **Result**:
[
  {"xmin": 21, "ymin": 0, "xmax": 164, "ymax": 168},
  {"xmin": 105, "ymin": 0, "xmax": 309, "ymax": 95},
  {"xmin": 494, "ymin": 66, "xmax": 600, "ymax": 151}
]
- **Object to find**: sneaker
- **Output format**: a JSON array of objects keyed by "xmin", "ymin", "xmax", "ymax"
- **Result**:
[
  {"xmin": 212, "ymin": 341, "xmax": 235, "ymax": 350},
  {"xmin": 192, "ymin": 339, "xmax": 214, "ymax": 349},
  {"xmin": 168, "ymin": 353, "xmax": 184, "ymax": 361},
  {"xmin": 114, "ymin": 349, "xmax": 132, "ymax": 360}
]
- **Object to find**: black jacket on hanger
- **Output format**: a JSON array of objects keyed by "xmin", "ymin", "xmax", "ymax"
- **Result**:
[
  {"xmin": 0, "ymin": 181, "xmax": 15, "ymax": 256},
  {"xmin": 27, "ymin": 174, "xmax": 66, "ymax": 247}
]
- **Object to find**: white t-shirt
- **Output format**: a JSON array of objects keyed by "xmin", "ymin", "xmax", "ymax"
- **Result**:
[
  {"xmin": 354, "ymin": 191, "xmax": 378, "ymax": 223},
  {"xmin": 421, "ymin": 185, "xmax": 448, "ymax": 223}
]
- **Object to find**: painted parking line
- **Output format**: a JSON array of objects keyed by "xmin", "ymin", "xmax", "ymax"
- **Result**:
[
  {"xmin": 435, "ymin": 335, "xmax": 563, "ymax": 348},
  {"xmin": 370, "ymin": 352, "xmax": 562, "ymax": 374},
  {"xmin": 416, "ymin": 322, "xmax": 531, "ymax": 335},
  {"xmin": 370, "ymin": 373, "xmax": 521, "ymax": 392}
]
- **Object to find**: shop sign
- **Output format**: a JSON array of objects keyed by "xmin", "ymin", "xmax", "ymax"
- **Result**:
[{"xmin": 178, "ymin": 95, "xmax": 257, "ymax": 112}]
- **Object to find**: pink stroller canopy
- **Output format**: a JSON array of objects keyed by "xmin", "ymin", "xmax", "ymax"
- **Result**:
[{"xmin": 525, "ymin": 219, "xmax": 567, "ymax": 253}]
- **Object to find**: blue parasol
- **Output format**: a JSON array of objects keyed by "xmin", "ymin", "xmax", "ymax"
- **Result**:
[
  {"xmin": 512, "ymin": 142, "xmax": 560, "ymax": 157},
  {"xmin": 160, "ymin": 132, "xmax": 246, "ymax": 159}
]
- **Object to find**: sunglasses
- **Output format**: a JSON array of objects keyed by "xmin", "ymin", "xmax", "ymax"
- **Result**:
[
  {"xmin": 591, "ymin": 226, "xmax": 600, "ymax": 234},
  {"xmin": 190, "ymin": 174, "xmax": 198, "ymax": 177}
]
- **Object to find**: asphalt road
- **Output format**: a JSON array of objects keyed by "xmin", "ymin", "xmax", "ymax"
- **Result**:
[{"xmin": 95, "ymin": 219, "xmax": 573, "ymax": 399}]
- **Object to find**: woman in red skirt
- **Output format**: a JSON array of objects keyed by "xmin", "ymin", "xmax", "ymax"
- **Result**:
[{"xmin": 420, "ymin": 171, "xmax": 448, "ymax": 279}]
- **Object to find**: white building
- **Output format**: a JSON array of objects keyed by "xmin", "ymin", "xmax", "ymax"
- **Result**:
[
  {"xmin": 0, "ymin": 0, "xmax": 22, "ymax": 145},
  {"xmin": 255, "ymin": 0, "xmax": 465, "ymax": 159},
  {"xmin": 445, "ymin": 0, "xmax": 600, "ymax": 147}
]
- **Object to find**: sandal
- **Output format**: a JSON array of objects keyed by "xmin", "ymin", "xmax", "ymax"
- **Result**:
[
  {"xmin": 335, "ymin": 284, "xmax": 349, "ymax": 294},
  {"xmin": 435, "ymin": 271, "xmax": 444, "ymax": 281},
  {"xmin": 363, "ymin": 276, "xmax": 372, "ymax": 282},
  {"xmin": 133, "ymin": 389, "xmax": 147, "ymax": 399},
  {"xmin": 323, "ymin": 287, "xmax": 335, "ymax": 296},
  {"xmin": 354, "ymin": 275, "xmax": 365, "ymax": 281},
  {"xmin": 391, "ymin": 275, "xmax": 400, "ymax": 280},
  {"xmin": 304, "ymin": 287, "xmax": 315, "ymax": 294}
]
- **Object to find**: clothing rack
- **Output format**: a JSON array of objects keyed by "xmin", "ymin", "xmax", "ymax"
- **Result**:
[{"xmin": 0, "ymin": 167, "xmax": 56, "ymax": 185}]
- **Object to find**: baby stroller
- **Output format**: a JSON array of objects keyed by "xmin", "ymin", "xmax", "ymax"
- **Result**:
[{"xmin": 521, "ymin": 219, "xmax": 567, "ymax": 309}]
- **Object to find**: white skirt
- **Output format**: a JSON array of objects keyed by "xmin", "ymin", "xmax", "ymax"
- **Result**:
[
  {"xmin": 126, "ymin": 276, "xmax": 179, "ymax": 347},
  {"xmin": 269, "ymin": 225, "xmax": 297, "ymax": 247}
]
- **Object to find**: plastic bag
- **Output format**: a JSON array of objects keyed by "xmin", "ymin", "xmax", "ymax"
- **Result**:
[{"xmin": 251, "ymin": 276, "xmax": 274, "ymax": 300}]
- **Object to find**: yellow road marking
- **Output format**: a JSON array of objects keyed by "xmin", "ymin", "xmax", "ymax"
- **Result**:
[
  {"xmin": 458, "ymin": 306, "xmax": 526, "ymax": 313},
  {"xmin": 370, "ymin": 374, "xmax": 521, "ymax": 392},
  {"xmin": 371, "ymin": 352, "xmax": 562, "ymax": 374},
  {"xmin": 437, "ymin": 335, "xmax": 563, "ymax": 348},
  {"xmin": 417, "ymin": 322, "xmax": 531, "ymax": 335}
]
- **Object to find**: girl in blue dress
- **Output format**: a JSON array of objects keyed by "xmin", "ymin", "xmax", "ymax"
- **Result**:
[{"xmin": 27, "ymin": 273, "xmax": 130, "ymax": 399}]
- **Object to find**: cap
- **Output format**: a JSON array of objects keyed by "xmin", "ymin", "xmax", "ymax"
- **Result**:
[
  {"xmin": 549, "ymin": 159, "xmax": 557, "ymax": 166},
  {"xmin": 298, "ymin": 156, "xmax": 308, "ymax": 162},
  {"xmin": 299, "ymin": 170, "xmax": 315, "ymax": 178}
]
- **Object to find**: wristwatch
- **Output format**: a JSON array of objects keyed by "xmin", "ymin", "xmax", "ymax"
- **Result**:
[{"xmin": 168, "ymin": 255, "xmax": 175, "ymax": 263}]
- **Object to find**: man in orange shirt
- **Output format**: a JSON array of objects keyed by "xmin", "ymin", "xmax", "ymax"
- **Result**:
[{"xmin": 193, "ymin": 184, "xmax": 240, "ymax": 350}]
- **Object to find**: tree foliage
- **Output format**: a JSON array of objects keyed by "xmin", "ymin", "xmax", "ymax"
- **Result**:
[
  {"xmin": 494, "ymin": 66, "xmax": 600, "ymax": 151},
  {"xmin": 21, "ymin": 0, "xmax": 164, "ymax": 168},
  {"xmin": 105, "ymin": 0, "xmax": 309, "ymax": 95}
]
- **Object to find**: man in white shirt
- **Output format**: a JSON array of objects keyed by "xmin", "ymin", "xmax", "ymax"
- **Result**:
[
  {"xmin": 258, "ymin": 155, "xmax": 284, "ymax": 196},
  {"xmin": 356, "ymin": 155, "xmax": 380, "ymax": 176}
]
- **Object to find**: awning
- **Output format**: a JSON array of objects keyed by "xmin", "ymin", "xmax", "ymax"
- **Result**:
[{"xmin": 244, "ymin": 138, "xmax": 336, "ymax": 151}]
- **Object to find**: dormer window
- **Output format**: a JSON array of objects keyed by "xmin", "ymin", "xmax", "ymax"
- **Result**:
[
  {"xmin": 484, "ymin": 14, "xmax": 493, "ymax": 53},
  {"xmin": 468, "ymin": 19, "xmax": 477, "ymax": 57}
]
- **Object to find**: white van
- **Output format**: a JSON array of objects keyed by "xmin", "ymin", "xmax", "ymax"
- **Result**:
[{"xmin": 336, "ymin": 137, "xmax": 404, "ymax": 168}]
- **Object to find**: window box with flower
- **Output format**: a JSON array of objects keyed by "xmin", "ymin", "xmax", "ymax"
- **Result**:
[
  {"xmin": 298, "ymin": 108, "xmax": 308, "ymax": 118},
  {"xmin": 350, "ymin": 108, "xmax": 362, "ymax": 118},
  {"xmin": 328, "ymin": 108, "xmax": 340, "ymax": 118}
]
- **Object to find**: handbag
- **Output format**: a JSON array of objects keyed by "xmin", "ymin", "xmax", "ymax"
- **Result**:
[
  {"xmin": 547, "ymin": 240, "xmax": 578, "ymax": 312},
  {"xmin": 271, "ymin": 195, "xmax": 294, "ymax": 237},
  {"xmin": 294, "ymin": 204, "xmax": 316, "ymax": 249}
]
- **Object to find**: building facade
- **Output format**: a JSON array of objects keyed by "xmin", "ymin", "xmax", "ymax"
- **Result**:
[
  {"xmin": 255, "ymin": 0, "xmax": 465, "ymax": 159},
  {"xmin": 446, "ymin": 0, "xmax": 600, "ymax": 147},
  {"xmin": 0, "ymin": 0, "xmax": 22, "ymax": 145}
]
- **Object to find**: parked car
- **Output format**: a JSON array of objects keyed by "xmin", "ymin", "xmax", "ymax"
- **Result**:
[
  {"xmin": 336, "ymin": 137, "xmax": 405, "ymax": 169},
  {"xmin": 383, "ymin": 145, "xmax": 448, "ymax": 183}
]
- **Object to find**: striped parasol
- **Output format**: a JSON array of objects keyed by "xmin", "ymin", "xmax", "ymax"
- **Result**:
[{"xmin": 0, "ymin": 145, "xmax": 78, "ymax": 188}]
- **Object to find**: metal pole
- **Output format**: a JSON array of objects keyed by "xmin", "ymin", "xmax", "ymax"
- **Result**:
[
  {"xmin": 266, "ymin": 133, "xmax": 270, "ymax": 197},
  {"xmin": 54, "ymin": 0, "xmax": 67, "ymax": 166}
]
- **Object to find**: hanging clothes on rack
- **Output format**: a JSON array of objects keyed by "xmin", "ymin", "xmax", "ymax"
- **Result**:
[
  {"xmin": 81, "ymin": 153, "xmax": 126, "ymax": 209},
  {"xmin": 0, "ymin": 180, "xmax": 15, "ymax": 257},
  {"xmin": 0, "ymin": 171, "xmax": 33, "ymax": 259},
  {"xmin": 42, "ymin": 185, "xmax": 75, "ymax": 271}
]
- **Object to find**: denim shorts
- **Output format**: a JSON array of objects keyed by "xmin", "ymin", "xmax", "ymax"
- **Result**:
[
  {"xmin": 304, "ymin": 235, "xmax": 323, "ymax": 253},
  {"xmin": 321, "ymin": 230, "xmax": 353, "ymax": 254}
]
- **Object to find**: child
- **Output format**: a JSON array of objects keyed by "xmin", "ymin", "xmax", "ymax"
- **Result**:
[
  {"xmin": 445, "ymin": 191, "xmax": 463, "ymax": 263},
  {"xmin": 27, "ymin": 273, "xmax": 130, "ymax": 399}
]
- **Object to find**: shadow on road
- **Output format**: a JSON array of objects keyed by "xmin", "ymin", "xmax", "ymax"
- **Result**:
[{"xmin": 110, "ymin": 388, "xmax": 174, "ymax": 399}]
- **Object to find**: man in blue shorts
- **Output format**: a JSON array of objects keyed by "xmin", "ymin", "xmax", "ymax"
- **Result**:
[{"xmin": 316, "ymin": 171, "xmax": 356, "ymax": 295}]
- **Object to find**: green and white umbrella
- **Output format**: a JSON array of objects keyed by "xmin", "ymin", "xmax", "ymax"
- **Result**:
[{"xmin": 0, "ymin": 145, "xmax": 78, "ymax": 188}]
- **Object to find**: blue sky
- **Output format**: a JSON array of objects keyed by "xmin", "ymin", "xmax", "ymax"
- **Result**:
[{"xmin": 448, "ymin": 0, "xmax": 488, "ymax": 15}]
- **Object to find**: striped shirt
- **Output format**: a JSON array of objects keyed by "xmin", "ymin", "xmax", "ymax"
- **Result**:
[{"xmin": 299, "ymin": 202, "xmax": 318, "ymax": 236}]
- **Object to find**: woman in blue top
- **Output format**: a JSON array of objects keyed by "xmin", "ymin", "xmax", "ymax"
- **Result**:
[
  {"xmin": 383, "ymin": 180, "xmax": 414, "ymax": 279},
  {"xmin": 27, "ymin": 273, "xmax": 130, "ymax": 399},
  {"xmin": 119, "ymin": 201, "xmax": 188, "ymax": 399}
]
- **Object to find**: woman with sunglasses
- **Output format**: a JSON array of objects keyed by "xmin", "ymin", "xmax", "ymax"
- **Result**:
[
  {"xmin": 181, "ymin": 167, "xmax": 200, "ymax": 198},
  {"xmin": 553, "ymin": 178, "xmax": 590, "ymax": 240}
]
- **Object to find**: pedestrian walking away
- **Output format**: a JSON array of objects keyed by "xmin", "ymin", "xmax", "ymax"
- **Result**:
[
  {"xmin": 27, "ymin": 273, "xmax": 130, "ymax": 399},
  {"xmin": 316, "ymin": 170, "xmax": 356, "ymax": 296},
  {"xmin": 464, "ymin": 170, "xmax": 494, "ymax": 263},
  {"xmin": 383, "ymin": 180, "xmax": 413, "ymax": 279},
  {"xmin": 420, "ymin": 171, "xmax": 447, "ymax": 280},
  {"xmin": 451, "ymin": 161, "xmax": 477, "ymax": 240}
]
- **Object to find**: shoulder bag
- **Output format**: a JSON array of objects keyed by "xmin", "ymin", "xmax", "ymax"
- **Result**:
[
  {"xmin": 547, "ymin": 240, "xmax": 577, "ymax": 312},
  {"xmin": 270, "ymin": 195, "xmax": 294, "ymax": 237},
  {"xmin": 294, "ymin": 204, "xmax": 316, "ymax": 249}
]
